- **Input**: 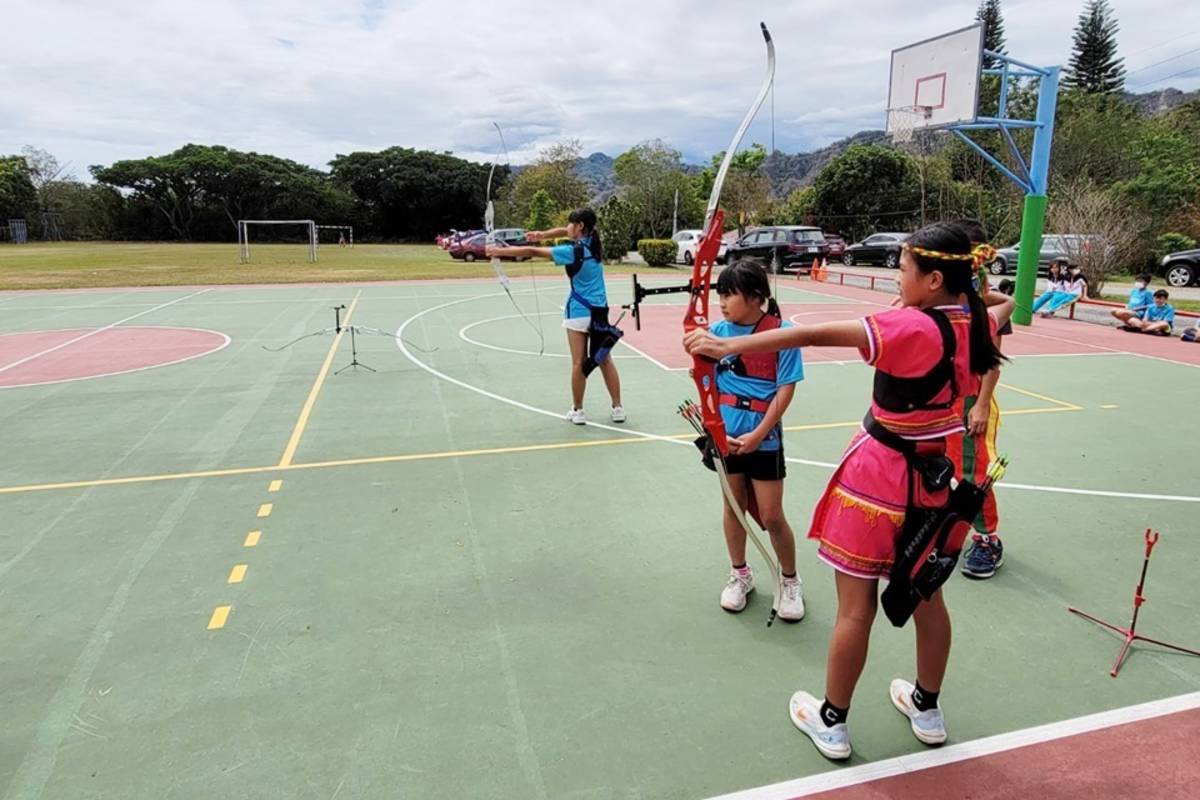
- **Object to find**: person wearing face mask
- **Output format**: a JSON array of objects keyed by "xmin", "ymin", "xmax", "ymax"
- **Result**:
[
  {"xmin": 1037, "ymin": 263, "xmax": 1088, "ymax": 317},
  {"xmin": 1112, "ymin": 274, "xmax": 1155, "ymax": 329}
]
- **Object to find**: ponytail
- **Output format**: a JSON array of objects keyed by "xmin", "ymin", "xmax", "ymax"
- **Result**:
[{"xmin": 766, "ymin": 297, "xmax": 781, "ymax": 318}]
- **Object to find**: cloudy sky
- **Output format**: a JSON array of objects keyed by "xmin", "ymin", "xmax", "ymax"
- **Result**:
[{"xmin": 3, "ymin": 0, "xmax": 1198, "ymax": 177}]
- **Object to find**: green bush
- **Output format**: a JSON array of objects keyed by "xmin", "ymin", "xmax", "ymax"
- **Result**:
[
  {"xmin": 553, "ymin": 237, "xmax": 572, "ymax": 246},
  {"xmin": 1156, "ymin": 232, "xmax": 1197, "ymax": 260},
  {"xmin": 637, "ymin": 239, "xmax": 676, "ymax": 266}
]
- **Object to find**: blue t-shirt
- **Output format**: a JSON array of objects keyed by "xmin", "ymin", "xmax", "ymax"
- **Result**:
[
  {"xmin": 1144, "ymin": 302, "xmax": 1175, "ymax": 329},
  {"xmin": 1127, "ymin": 286, "xmax": 1154, "ymax": 317},
  {"xmin": 551, "ymin": 236, "xmax": 607, "ymax": 318},
  {"xmin": 710, "ymin": 317, "xmax": 804, "ymax": 451}
]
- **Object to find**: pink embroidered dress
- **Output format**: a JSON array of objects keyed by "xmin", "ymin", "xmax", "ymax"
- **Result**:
[{"xmin": 808, "ymin": 305, "xmax": 992, "ymax": 579}]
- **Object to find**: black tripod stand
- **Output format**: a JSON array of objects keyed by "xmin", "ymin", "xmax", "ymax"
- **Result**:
[{"xmin": 262, "ymin": 304, "xmax": 436, "ymax": 367}]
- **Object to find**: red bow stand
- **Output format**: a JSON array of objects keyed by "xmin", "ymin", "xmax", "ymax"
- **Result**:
[{"xmin": 1068, "ymin": 529, "xmax": 1200, "ymax": 677}]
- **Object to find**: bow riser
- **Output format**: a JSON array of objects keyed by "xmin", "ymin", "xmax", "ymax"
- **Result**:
[{"xmin": 686, "ymin": 208, "xmax": 730, "ymax": 457}]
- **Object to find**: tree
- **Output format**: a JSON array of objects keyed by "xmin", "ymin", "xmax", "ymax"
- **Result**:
[
  {"xmin": 1046, "ymin": 178, "xmax": 1146, "ymax": 297},
  {"xmin": 524, "ymin": 189, "xmax": 556, "ymax": 231},
  {"xmin": 1064, "ymin": 0, "xmax": 1125, "ymax": 94},
  {"xmin": 91, "ymin": 150, "xmax": 204, "ymax": 240},
  {"xmin": 0, "ymin": 155, "xmax": 37, "ymax": 221},
  {"xmin": 508, "ymin": 140, "xmax": 590, "ymax": 226},
  {"xmin": 809, "ymin": 145, "xmax": 920, "ymax": 241},
  {"xmin": 612, "ymin": 140, "xmax": 695, "ymax": 238},
  {"xmin": 1050, "ymin": 91, "xmax": 1142, "ymax": 187},
  {"xmin": 1113, "ymin": 127, "xmax": 1200, "ymax": 220},
  {"xmin": 695, "ymin": 143, "xmax": 774, "ymax": 234},
  {"xmin": 596, "ymin": 195, "xmax": 641, "ymax": 261},
  {"xmin": 975, "ymin": 0, "xmax": 1007, "ymax": 69}
]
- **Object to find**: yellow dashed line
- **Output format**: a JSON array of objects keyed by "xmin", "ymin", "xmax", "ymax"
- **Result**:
[
  {"xmin": 268, "ymin": 479, "xmax": 282, "ymax": 492},
  {"xmin": 207, "ymin": 606, "xmax": 231, "ymax": 630},
  {"xmin": 228, "ymin": 564, "xmax": 247, "ymax": 584},
  {"xmin": 1101, "ymin": 404, "xmax": 1120, "ymax": 409},
  {"xmin": 257, "ymin": 503, "xmax": 273, "ymax": 518},
  {"xmin": 244, "ymin": 530, "xmax": 261, "ymax": 547}
]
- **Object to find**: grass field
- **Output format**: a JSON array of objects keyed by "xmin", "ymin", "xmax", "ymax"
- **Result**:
[{"xmin": 0, "ymin": 242, "xmax": 680, "ymax": 291}]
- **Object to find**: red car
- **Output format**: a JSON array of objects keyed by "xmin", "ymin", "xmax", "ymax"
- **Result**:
[
  {"xmin": 823, "ymin": 233, "xmax": 847, "ymax": 259},
  {"xmin": 448, "ymin": 233, "xmax": 526, "ymax": 262}
]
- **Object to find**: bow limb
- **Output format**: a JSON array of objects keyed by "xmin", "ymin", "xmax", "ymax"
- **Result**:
[{"xmin": 486, "ymin": 122, "xmax": 545, "ymax": 354}]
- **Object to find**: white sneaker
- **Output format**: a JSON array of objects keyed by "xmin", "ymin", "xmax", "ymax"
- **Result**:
[
  {"xmin": 610, "ymin": 405, "xmax": 626, "ymax": 423},
  {"xmin": 777, "ymin": 577, "xmax": 805, "ymax": 622},
  {"xmin": 789, "ymin": 690, "xmax": 851, "ymax": 760},
  {"xmin": 719, "ymin": 569, "xmax": 754, "ymax": 612},
  {"xmin": 566, "ymin": 408, "xmax": 586, "ymax": 425},
  {"xmin": 889, "ymin": 678, "xmax": 947, "ymax": 745}
]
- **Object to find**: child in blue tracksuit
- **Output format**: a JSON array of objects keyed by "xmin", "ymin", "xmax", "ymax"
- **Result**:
[
  {"xmin": 1122, "ymin": 289, "xmax": 1175, "ymax": 335},
  {"xmin": 709, "ymin": 260, "xmax": 806, "ymax": 622},
  {"xmin": 1112, "ymin": 274, "xmax": 1155, "ymax": 328}
]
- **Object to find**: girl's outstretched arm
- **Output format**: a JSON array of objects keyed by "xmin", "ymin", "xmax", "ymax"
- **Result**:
[
  {"xmin": 684, "ymin": 320, "xmax": 869, "ymax": 359},
  {"xmin": 525, "ymin": 227, "xmax": 568, "ymax": 242},
  {"xmin": 486, "ymin": 244, "xmax": 555, "ymax": 259}
]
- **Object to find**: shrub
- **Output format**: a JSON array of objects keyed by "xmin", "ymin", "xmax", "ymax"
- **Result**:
[
  {"xmin": 637, "ymin": 238, "xmax": 676, "ymax": 266},
  {"xmin": 1155, "ymin": 232, "xmax": 1197, "ymax": 260}
]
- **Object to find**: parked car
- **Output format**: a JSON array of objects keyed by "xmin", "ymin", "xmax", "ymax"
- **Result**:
[
  {"xmin": 823, "ymin": 233, "xmax": 847, "ymax": 259},
  {"xmin": 448, "ymin": 233, "xmax": 526, "ymax": 262},
  {"xmin": 724, "ymin": 226, "xmax": 827, "ymax": 273},
  {"xmin": 492, "ymin": 228, "xmax": 528, "ymax": 246},
  {"xmin": 842, "ymin": 232, "xmax": 909, "ymax": 268},
  {"xmin": 671, "ymin": 229, "xmax": 728, "ymax": 265},
  {"xmin": 1162, "ymin": 247, "xmax": 1200, "ymax": 287},
  {"xmin": 988, "ymin": 234, "xmax": 1107, "ymax": 276}
]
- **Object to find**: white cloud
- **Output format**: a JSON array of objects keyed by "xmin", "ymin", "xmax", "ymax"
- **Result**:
[{"xmin": 2, "ymin": 0, "xmax": 1196, "ymax": 175}]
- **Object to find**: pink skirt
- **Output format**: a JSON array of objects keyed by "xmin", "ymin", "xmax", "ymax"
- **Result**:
[{"xmin": 807, "ymin": 429, "xmax": 913, "ymax": 579}]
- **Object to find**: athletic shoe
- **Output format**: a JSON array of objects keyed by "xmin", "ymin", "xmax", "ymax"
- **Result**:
[
  {"xmin": 961, "ymin": 533, "xmax": 1004, "ymax": 579},
  {"xmin": 789, "ymin": 690, "xmax": 851, "ymax": 760},
  {"xmin": 889, "ymin": 678, "xmax": 947, "ymax": 745},
  {"xmin": 719, "ymin": 569, "xmax": 754, "ymax": 612},
  {"xmin": 610, "ymin": 405, "xmax": 626, "ymax": 423},
  {"xmin": 776, "ymin": 577, "xmax": 805, "ymax": 622},
  {"xmin": 566, "ymin": 408, "xmax": 587, "ymax": 425}
]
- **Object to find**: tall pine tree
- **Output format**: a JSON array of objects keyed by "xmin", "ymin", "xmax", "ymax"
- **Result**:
[
  {"xmin": 1064, "ymin": 0, "xmax": 1126, "ymax": 94},
  {"xmin": 975, "ymin": 0, "xmax": 1007, "ymax": 70}
]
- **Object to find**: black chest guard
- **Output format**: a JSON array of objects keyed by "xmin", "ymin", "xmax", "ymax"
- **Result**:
[{"xmin": 872, "ymin": 308, "xmax": 958, "ymax": 412}]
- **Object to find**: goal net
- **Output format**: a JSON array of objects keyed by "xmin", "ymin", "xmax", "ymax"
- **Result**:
[{"xmin": 238, "ymin": 219, "xmax": 317, "ymax": 263}]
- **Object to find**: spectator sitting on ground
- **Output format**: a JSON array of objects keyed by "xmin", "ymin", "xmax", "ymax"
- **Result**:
[
  {"xmin": 1037, "ymin": 263, "xmax": 1088, "ymax": 317},
  {"xmin": 1112, "ymin": 273, "xmax": 1154, "ymax": 328},
  {"xmin": 1031, "ymin": 261, "xmax": 1071, "ymax": 315},
  {"xmin": 1121, "ymin": 289, "xmax": 1175, "ymax": 336}
]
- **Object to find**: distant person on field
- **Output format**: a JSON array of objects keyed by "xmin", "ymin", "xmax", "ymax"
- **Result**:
[
  {"xmin": 1121, "ymin": 289, "xmax": 1175, "ymax": 335},
  {"xmin": 338, "ymin": 232, "xmax": 347, "ymax": 247},
  {"xmin": 1112, "ymin": 274, "xmax": 1154, "ymax": 328}
]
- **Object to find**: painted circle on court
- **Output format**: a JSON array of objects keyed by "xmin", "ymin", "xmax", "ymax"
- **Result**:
[{"xmin": 0, "ymin": 326, "xmax": 231, "ymax": 388}]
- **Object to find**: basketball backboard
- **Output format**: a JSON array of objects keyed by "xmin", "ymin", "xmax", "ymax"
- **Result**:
[{"xmin": 886, "ymin": 24, "xmax": 983, "ymax": 136}]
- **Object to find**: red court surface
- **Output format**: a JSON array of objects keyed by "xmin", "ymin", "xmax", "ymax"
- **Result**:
[{"xmin": 0, "ymin": 326, "xmax": 229, "ymax": 388}]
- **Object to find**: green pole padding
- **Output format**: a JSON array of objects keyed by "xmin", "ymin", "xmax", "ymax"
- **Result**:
[{"xmin": 1013, "ymin": 194, "xmax": 1047, "ymax": 326}]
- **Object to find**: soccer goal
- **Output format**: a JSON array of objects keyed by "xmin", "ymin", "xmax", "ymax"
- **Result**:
[
  {"xmin": 316, "ymin": 224, "xmax": 353, "ymax": 248},
  {"xmin": 237, "ymin": 219, "xmax": 317, "ymax": 263}
]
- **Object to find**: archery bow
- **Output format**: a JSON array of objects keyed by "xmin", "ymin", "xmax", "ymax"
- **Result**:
[
  {"xmin": 486, "ymin": 122, "xmax": 545, "ymax": 355},
  {"xmin": 682, "ymin": 22, "xmax": 782, "ymax": 626}
]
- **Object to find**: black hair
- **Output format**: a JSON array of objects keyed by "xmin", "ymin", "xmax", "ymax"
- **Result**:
[
  {"xmin": 715, "ymin": 259, "xmax": 781, "ymax": 318},
  {"xmin": 568, "ymin": 208, "xmax": 603, "ymax": 261},
  {"xmin": 1136, "ymin": 273, "xmax": 1153, "ymax": 284},
  {"xmin": 950, "ymin": 218, "xmax": 988, "ymax": 245},
  {"xmin": 1154, "ymin": 289, "xmax": 1169, "ymax": 299},
  {"xmin": 906, "ymin": 221, "xmax": 1005, "ymax": 376},
  {"xmin": 1048, "ymin": 261, "xmax": 1064, "ymax": 278},
  {"xmin": 997, "ymin": 278, "xmax": 1015, "ymax": 296}
]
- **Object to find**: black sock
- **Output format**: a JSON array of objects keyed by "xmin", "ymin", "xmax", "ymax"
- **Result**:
[
  {"xmin": 819, "ymin": 699, "xmax": 848, "ymax": 727},
  {"xmin": 781, "ymin": 571, "xmax": 796, "ymax": 579},
  {"xmin": 912, "ymin": 682, "xmax": 939, "ymax": 711}
]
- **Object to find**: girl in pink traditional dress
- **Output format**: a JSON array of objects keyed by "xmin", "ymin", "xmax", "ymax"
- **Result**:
[{"xmin": 684, "ymin": 222, "xmax": 1015, "ymax": 761}]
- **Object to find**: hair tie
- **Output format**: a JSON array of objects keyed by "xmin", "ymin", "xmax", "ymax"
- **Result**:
[{"xmin": 971, "ymin": 243, "xmax": 997, "ymax": 269}]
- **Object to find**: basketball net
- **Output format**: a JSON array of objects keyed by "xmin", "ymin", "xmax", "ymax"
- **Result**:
[{"xmin": 886, "ymin": 105, "xmax": 933, "ymax": 145}]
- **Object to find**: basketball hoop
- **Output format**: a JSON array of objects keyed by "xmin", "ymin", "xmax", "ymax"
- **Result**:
[{"xmin": 887, "ymin": 105, "xmax": 933, "ymax": 144}]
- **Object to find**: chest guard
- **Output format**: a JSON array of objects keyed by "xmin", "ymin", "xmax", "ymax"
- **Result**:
[
  {"xmin": 719, "ymin": 313, "xmax": 782, "ymax": 382},
  {"xmin": 872, "ymin": 308, "xmax": 958, "ymax": 412}
]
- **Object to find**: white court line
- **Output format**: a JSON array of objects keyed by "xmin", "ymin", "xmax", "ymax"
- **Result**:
[
  {"xmin": 394, "ymin": 290, "xmax": 1200, "ymax": 503},
  {"xmin": 0, "ymin": 326, "xmax": 231, "ymax": 390},
  {"xmin": 458, "ymin": 312, "xmax": 642, "ymax": 361},
  {"xmin": 0, "ymin": 289, "xmax": 210, "ymax": 375},
  {"xmin": 705, "ymin": 691, "xmax": 1200, "ymax": 799},
  {"xmin": 0, "ymin": 291, "xmax": 547, "ymax": 312}
]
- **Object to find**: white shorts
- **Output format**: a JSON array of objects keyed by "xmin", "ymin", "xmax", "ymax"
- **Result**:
[{"xmin": 562, "ymin": 316, "xmax": 591, "ymax": 332}]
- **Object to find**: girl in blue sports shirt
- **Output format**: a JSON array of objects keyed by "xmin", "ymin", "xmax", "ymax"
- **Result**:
[
  {"xmin": 487, "ymin": 208, "xmax": 624, "ymax": 425},
  {"xmin": 708, "ymin": 260, "xmax": 806, "ymax": 621}
]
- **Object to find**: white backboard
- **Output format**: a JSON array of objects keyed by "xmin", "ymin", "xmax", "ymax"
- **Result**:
[{"xmin": 886, "ymin": 24, "xmax": 983, "ymax": 133}]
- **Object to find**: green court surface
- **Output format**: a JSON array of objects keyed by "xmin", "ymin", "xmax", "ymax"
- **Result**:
[{"xmin": 2, "ymin": 277, "xmax": 1198, "ymax": 799}]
